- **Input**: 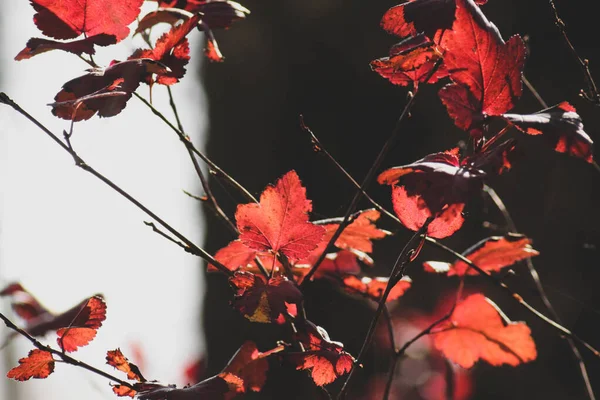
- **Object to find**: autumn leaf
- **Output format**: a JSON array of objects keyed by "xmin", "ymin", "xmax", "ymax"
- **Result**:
[
  {"xmin": 7, "ymin": 349, "xmax": 55, "ymax": 381},
  {"xmin": 30, "ymin": 0, "xmax": 143, "ymax": 42},
  {"xmin": 15, "ymin": 34, "xmax": 116, "ymax": 61},
  {"xmin": 51, "ymin": 59, "xmax": 169, "ymax": 121},
  {"xmin": 424, "ymin": 234, "xmax": 539, "ymax": 276},
  {"xmin": 371, "ymin": 34, "xmax": 448, "ymax": 87},
  {"xmin": 439, "ymin": 0, "xmax": 525, "ymax": 137},
  {"xmin": 499, "ymin": 102, "xmax": 594, "ymax": 163},
  {"xmin": 342, "ymin": 275, "xmax": 412, "ymax": 303},
  {"xmin": 56, "ymin": 295, "xmax": 107, "ymax": 352},
  {"xmin": 236, "ymin": 170, "xmax": 325, "ymax": 262},
  {"xmin": 106, "ymin": 349, "xmax": 146, "ymax": 382},
  {"xmin": 112, "ymin": 385, "xmax": 137, "ymax": 398},
  {"xmin": 381, "ymin": 0, "xmax": 457, "ymax": 40},
  {"xmin": 431, "ymin": 293, "xmax": 537, "ymax": 368},
  {"xmin": 0, "ymin": 283, "xmax": 50, "ymax": 322},
  {"xmin": 229, "ymin": 271, "xmax": 303, "ymax": 324},
  {"xmin": 289, "ymin": 322, "xmax": 355, "ymax": 386},
  {"xmin": 130, "ymin": 15, "xmax": 200, "ymax": 85}
]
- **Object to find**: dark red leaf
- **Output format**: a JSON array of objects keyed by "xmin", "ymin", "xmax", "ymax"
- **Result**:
[
  {"xmin": 500, "ymin": 102, "xmax": 594, "ymax": 163},
  {"xmin": 424, "ymin": 234, "xmax": 539, "ymax": 276},
  {"xmin": 137, "ymin": 376, "xmax": 236, "ymax": 400},
  {"xmin": 0, "ymin": 283, "xmax": 50, "ymax": 322},
  {"xmin": 30, "ymin": 0, "xmax": 143, "ymax": 41},
  {"xmin": 439, "ymin": 0, "xmax": 525, "ymax": 137},
  {"xmin": 431, "ymin": 293, "xmax": 537, "ymax": 368},
  {"xmin": 15, "ymin": 34, "xmax": 116, "ymax": 61},
  {"xmin": 236, "ymin": 170, "xmax": 325, "ymax": 262},
  {"xmin": 381, "ymin": 0, "xmax": 457, "ymax": 40},
  {"xmin": 342, "ymin": 275, "xmax": 412, "ymax": 302},
  {"xmin": 7, "ymin": 349, "xmax": 55, "ymax": 381},
  {"xmin": 229, "ymin": 271, "xmax": 303, "ymax": 324},
  {"xmin": 56, "ymin": 296, "xmax": 107, "ymax": 352}
]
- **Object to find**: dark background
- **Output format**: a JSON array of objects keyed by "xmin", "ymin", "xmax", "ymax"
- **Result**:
[{"xmin": 200, "ymin": 0, "xmax": 600, "ymax": 398}]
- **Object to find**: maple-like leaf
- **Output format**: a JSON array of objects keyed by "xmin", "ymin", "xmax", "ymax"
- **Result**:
[
  {"xmin": 56, "ymin": 295, "xmax": 107, "ymax": 352},
  {"xmin": 15, "ymin": 34, "xmax": 116, "ymax": 61},
  {"xmin": 51, "ymin": 59, "xmax": 169, "ymax": 121},
  {"xmin": 30, "ymin": 0, "xmax": 143, "ymax": 41},
  {"xmin": 424, "ymin": 234, "xmax": 539, "ymax": 276},
  {"xmin": 106, "ymin": 349, "xmax": 146, "ymax": 382},
  {"xmin": 378, "ymin": 151, "xmax": 485, "ymax": 238},
  {"xmin": 289, "ymin": 322, "xmax": 355, "ymax": 386},
  {"xmin": 439, "ymin": 0, "xmax": 525, "ymax": 137},
  {"xmin": 236, "ymin": 170, "xmax": 325, "ymax": 262},
  {"xmin": 342, "ymin": 275, "xmax": 412, "ymax": 303},
  {"xmin": 7, "ymin": 349, "xmax": 55, "ymax": 381},
  {"xmin": 431, "ymin": 293, "xmax": 537, "ymax": 368},
  {"xmin": 499, "ymin": 102, "xmax": 594, "ymax": 163},
  {"xmin": 229, "ymin": 271, "xmax": 303, "ymax": 324},
  {"xmin": 130, "ymin": 15, "xmax": 200, "ymax": 85}
]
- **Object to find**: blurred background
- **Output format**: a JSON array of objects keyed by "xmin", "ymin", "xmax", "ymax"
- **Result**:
[{"xmin": 1, "ymin": 0, "xmax": 600, "ymax": 399}]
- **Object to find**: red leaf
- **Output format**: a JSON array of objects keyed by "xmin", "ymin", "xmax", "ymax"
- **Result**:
[
  {"xmin": 381, "ymin": 0, "xmax": 457, "ymax": 40},
  {"xmin": 439, "ymin": 0, "xmax": 525, "ymax": 136},
  {"xmin": 290, "ymin": 322, "xmax": 355, "ymax": 386},
  {"xmin": 431, "ymin": 293, "xmax": 537, "ymax": 368},
  {"xmin": 30, "ymin": 0, "xmax": 143, "ymax": 41},
  {"xmin": 500, "ymin": 102, "xmax": 594, "ymax": 163},
  {"xmin": 205, "ymin": 34, "xmax": 225, "ymax": 62},
  {"xmin": 342, "ymin": 275, "xmax": 412, "ymax": 302},
  {"xmin": 236, "ymin": 170, "xmax": 325, "ymax": 262},
  {"xmin": 424, "ymin": 234, "xmax": 539, "ymax": 276},
  {"xmin": 130, "ymin": 15, "xmax": 200, "ymax": 85},
  {"xmin": 15, "ymin": 34, "xmax": 116, "ymax": 61},
  {"xmin": 106, "ymin": 349, "xmax": 146, "ymax": 382},
  {"xmin": 229, "ymin": 271, "xmax": 303, "ymax": 323},
  {"xmin": 7, "ymin": 349, "xmax": 55, "ymax": 381},
  {"xmin": 142, "ymin": 2, "xmax": 249, "ymax": 29},
  {"xmin": 56, "ymin": 295, "xmax": 107, "ymax": 352},
  {"xmin": 0, "ymin": 283, "xmax": 50, "ymax": 322},
  {"xmin": 112, "ymin": 385, "xmax": 137, "ymax": 398},
  {"xmin": 51, "ymin": 59, "xmax": 169, "ymax": 121},
  {"xmin": 318, "ymin": 209, "xmax": 390, "ymax": 253},
  {"xmin": 371, "ymin": 34, "xmax": 447, "ymax": 87}
]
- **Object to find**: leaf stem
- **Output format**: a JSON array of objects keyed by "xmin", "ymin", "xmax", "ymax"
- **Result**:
[{"xmin": 0, "ymin": 92, "xmax": 232, "ymax": 277}]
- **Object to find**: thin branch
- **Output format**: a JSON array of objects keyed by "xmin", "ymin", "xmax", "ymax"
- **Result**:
[
  {"xmin": 548, "ymin": 0, "xmax": 600, "ymax": 104},
  {"xmin": 483, "ymin": 185, "xmax": 596, "ymax": 400},
  {"xmin": 0, "ymin": 311, "xmax": 133, "ymax": 389},
  {"xmin": 337, "ymin": 221, "xmax": 430, "ymax": 400},
  {"xmin": 522, "ymin": 75, "xmax": 549, "ymax": 109},
  {"xmin": 299, "ymin": 116, "xmax": 401, "ymax": 225},
  {"xmin": 134, "ymin": 92, "xmax": 258, "ymax": 203},
  {"xmin": 424, "ymin": 237, "xmax": 600, "ymax": 359},
  {"xmin": 0, "ymin": 92, "xmax": 232, "ymax": 277}
]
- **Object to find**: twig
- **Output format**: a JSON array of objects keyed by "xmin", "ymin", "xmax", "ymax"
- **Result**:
[
  {"xmin": 0, "ymin": 311, "xmax": 133, "ymax": 389},
  {"xmin": 337, "ymin": 222, "xmax": 430, "ymax": 400},
  {"xmin": 134, "ymin": 92, "xmax": 258, "ymax": 203},
  {"xmin": 522, "ymin": 76, "xmax": 549, "ymax": 109},
  {"xmin": 483, "ymin": 185, "xmax": 596, "ymax": 400},
  {"xmin": 548, "ymin": 0, "xmax": 600, "ymax": 104},
  {"xmin": 424, "ymin": 237, "xmax": 600, "ymax": 359},
  {"xmin": 299, "ymin": 116, "xmax": 401, "ymax": 225},
  {"xmin": 0, "ymin": 92, "xmax": 232, "ymax": 277}
]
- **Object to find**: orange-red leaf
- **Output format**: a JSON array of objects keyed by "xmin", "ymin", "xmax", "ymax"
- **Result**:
[
  {"xmin": 236, "ymin": 170, "xmax": 325, "ymax": 262},
  {"xmin": 30, "ymin": 0, "xmax": 143, "ymax": 41},
  {"xmin": 7, "ymin": 349, "xmax": 55, "ymax": 381},
  {"xmin": 439, "ymin": 0, "xmax": 525, "ymax": 136},
  {"xmin": 106, "ymin": 349, "xmax": 146, "ymax": 382},
  {"xmin": 229, "ymin": 271, "xmax": 303, "ymax": 324},
  {"xmin": 431, "ymin": 293, "xmax": 537, "ymax": 368},
  {"xmin": 112, "ymin": 385, "xmax": 137, "ymax": 398},
  {"xmin": 56, "ymin": 295, "xmax": 107, "ymax": 352},
  {"xmin": 319, "ymin": 209, "xmax": 390, "ymax": 254},
  {"xmin": 342, "ymin": 275, "xmax": 412, "ymax": 303},
  {"xmin": 500, "ymin": 102, "xmax": 594, "ymax": 163},
  {"xmin": 424, "ymin": 234, "xmax": 539, "ymax": 276}
]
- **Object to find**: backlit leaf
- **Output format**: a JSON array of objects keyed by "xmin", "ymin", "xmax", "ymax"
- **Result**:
[
  {"xmin": 56, "ymin": 295, "xmax": 107, "ymax": 352},
  {"xmin": 7, "ymin": 349, "xmax": 54, "ymax": 381},
  {"xmin": 431, "ymin": 293, "xmax": 537, "ymax": 368},
  {"xmin": 342, "ymin": 275, "xmax": 412, "ymax": 302},
  {"xmin": 106, "ymin": 349, "xmax": 146, "ymax": 382}
]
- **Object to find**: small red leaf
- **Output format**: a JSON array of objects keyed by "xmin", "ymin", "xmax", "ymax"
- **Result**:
[
  {"xmin": 424, "ymin": 234, "xmax": 539, "ymax": 276},
  {"xmin": 431, "ymin": 293, "xmax": 537, "ymax": 368},
  {"xmin": 236, "ymin": 170, "xmax": 325, "ymax": 262},
  {"xmin": 229, "ymin": 271, "xmax": 303, "ymax": 323},
  {"xmin": 112, "ymin": 385, "xmax": 137, "ymax": 398},
  {"xmin": 15, "ymin": 35, "xmax": 116, "ymax": 61},
  {"xmin": 7, "ymin": 349, "xmax": 55, "ymax": 381},
  {"xmin": 342, "ymin": 275, "xmax": 412, "ymax": 302},
  {"xmin": 318, "ymin": 209, "xmax": 390, "ymax": 254},
  {"xmin": 381, "ymin": 0, "xmax": 457, "ymax": 40},
  {"xmin": 56, "ymin": 295, "xmax": 107, "ymax": 352},
  {"xmin": 500, "ymin": 102, "xmax": 594, "ymax": 163},
  {"xmin": 106, "ymin": 349, "xmax": 146, "ymax": 382}
]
